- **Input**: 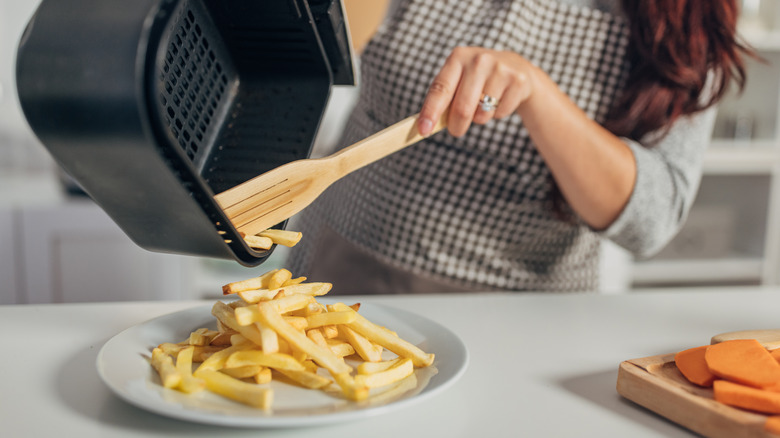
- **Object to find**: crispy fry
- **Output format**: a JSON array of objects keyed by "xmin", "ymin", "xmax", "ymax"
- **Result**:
[
  {"xmin": 150, "ymin": 347, "xmax": 182, "ymax": 389},
  {"xmin": 211, "ymin": 301, "xmax": 265, "ymax": 347},
  {"xmin": 237, "ymin": 288, "xmax": 279, "ymax": 304},
  {"xmin": 188, "ymin": 328, "xmax": 219, "ymax": 346},
  {"xmin": 254, "ymin": 367, "xmax": 273, "ymax": 384},
  {"xmin": 221, "ymin": 365, "xmax": 264, "ymax": 379},
  {"xmin": 225, "ymin": 350, "xmax": 306, "ymax": 371},
  {"xmin": 306, "ymin": 311, "xmax": 357, "ymax": 328},
  {"xmin": 175, "ymin": 346, "xmax": 206, "ymax": 393},
  {"xmin": 197, "ymin": 368, "xmax": 273, "ymax": 409},
  {"xmin": 194, "ymin": 343, "xmax": 252, "ymax": 374},
  {"xmin": 321, "ymin": 325, "xmax": 339, "ymax": 339},
  {"xmin": 276, "ymin": 368, "xmax": 332, "ymax": 389},
  {"xmin": 267, "ymin": 269, "xmax": 293, "ymax": 290},
  {"xmin": 255, "ymin": 300, "xmax": 352, "ymax": 376},
  {"xmin": 338, "ymin": 325, "xmax": 383, "ymax": 362},
  {"xmin": 358, "ymin": 357, "xmax": 405, "ymax": 375},
  {"xmin": 326, "ymin": 339, "xmax": 357, "ymax": 358},
  {"xmin": 243, "ymin": 234, "xmax": 273, "ymax": 250},
  {"xmin": 355, "ymin": 358, "xmax": 414, "ymax": 388},
  {"xmin": 258, "ymin": 229, "xmax": 303, "ymax": 247},
  {"xmin": 238, "ymin": 284, "xmax": 331, "ymax": 305},
  {"xmin": 222, "ymin": 269, "xmax": 280, "ymax": 295},
  {"xmin": 330, "ymin": 303, "xmax": 434, "ymax": 367}
]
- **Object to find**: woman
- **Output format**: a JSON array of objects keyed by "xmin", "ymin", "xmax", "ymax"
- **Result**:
[{"xmin": 287, "ymin": 0, "xmax": 752, "ymax": 293}]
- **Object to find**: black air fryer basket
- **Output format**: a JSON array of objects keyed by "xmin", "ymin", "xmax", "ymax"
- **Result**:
[{"xmin": 16, "ymin": 0, "xmax": 354, "ymax": 266}]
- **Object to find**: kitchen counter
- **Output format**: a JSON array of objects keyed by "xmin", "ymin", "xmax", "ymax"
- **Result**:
[{"xmin": 2, "ymin": 286, "xmax": 778, "ymax": 437}]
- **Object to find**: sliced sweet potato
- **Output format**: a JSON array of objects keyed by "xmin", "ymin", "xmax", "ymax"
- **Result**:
[
  {"xmin": 714, "ymin": 380, "xmax": 780, "ymax": 414},
  {"xmin": 675, "ymin": 345, "xmax": 716, "ymax": 387},
  {"xmin": 770, "ymin": 348, "xmax": 780, "ymax": 364},
  {"xmin": 765, "ymin": 416, "xmax": 780, "ymax": 435},
  {"xmin": 705, "ymin": 339, "xmax": 780, "ymax": 388}
]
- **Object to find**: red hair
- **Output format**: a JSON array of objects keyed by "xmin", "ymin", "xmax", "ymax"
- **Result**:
[{"xmin": 605, "ymin": 0, "xmax": 755, "ymax": 141}]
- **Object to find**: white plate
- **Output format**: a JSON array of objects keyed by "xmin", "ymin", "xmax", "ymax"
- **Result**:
[{"xmin": 96, "ymin": 300, "xmax": 468, "ymax": 428}]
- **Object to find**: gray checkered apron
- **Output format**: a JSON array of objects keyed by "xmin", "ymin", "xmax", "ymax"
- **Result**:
[{"xmin": 289, "ymin": 0, "xmax": 631, "ymax": 292}]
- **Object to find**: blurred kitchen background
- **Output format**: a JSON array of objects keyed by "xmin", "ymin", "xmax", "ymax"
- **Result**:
[{"xmin": 2, "ymin": 0, "xmax": 780, "ymax": 304}]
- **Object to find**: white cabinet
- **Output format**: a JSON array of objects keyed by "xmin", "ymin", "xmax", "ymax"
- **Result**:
[
  {"xmin": 632, "ymin": 27, "xmax": 780, "ymax": 287},
  {"xmin": 18, "ymin": 199, "xmax": 193, "ymax": 303}
]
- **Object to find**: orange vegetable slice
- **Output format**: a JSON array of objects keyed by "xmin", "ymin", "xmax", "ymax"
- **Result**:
[
  {"xmin": 705, "ymin": 339, "xmax": 780, "ymax": 388},
  {"xmin": 714, "ymin": 380, "xmax": 780, "ymax": 415},
  {"xmin": 675, "ymin": 345, "xmax": 716, "ymax": 387},
  {"xmin": 770, "ymin": 348, "xmax": 780, "ymax": 364},
  {"xmin": 766, "ymin": 416, "xmax": 780, "ymax": 435}
]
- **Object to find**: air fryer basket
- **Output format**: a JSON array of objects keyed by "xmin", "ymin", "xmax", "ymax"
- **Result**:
[{"xmin": 16, "ymin": 0, "xmax": 354, "ymax": 266}]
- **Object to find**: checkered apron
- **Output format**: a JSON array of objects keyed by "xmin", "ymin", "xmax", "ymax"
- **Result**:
[{"xmin": 290, "ymin": 0, "xmax": 631, "ymax": 291}]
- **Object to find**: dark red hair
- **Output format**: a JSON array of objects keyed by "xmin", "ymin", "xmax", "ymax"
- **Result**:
[{"xmin": 605, "ymin": 0, "xmax": 755, "ymax": 141}]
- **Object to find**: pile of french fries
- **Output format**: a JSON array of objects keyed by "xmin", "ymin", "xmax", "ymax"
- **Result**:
[{"xmin": 148, "ymin": 230, "xmax": 435, "ymax": 410}]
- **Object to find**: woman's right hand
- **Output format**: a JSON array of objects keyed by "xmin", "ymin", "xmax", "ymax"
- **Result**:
[{"xmin": 417, "ymin": 46, "xmax": 539, "ymax": 137}]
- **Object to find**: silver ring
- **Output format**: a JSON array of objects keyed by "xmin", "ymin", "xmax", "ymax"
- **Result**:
[{"xmin": 479, "ymin": 94, "xmax": 499, "ymax": 112}]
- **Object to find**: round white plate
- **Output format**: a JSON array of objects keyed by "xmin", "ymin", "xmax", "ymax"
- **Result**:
[{"xmin": 96, "ymin": 300, "xmax": 468, "ymax": 427}]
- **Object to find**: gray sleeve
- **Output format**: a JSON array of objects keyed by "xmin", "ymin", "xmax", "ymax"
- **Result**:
[{"xmin": 600, "ymin": 106, "xmax": 718, "ymax": 259}]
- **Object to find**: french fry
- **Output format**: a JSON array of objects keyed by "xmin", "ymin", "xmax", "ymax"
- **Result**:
[
  {"xmin": 282, "ymin": 276, "xmax": 307, "ymax": 286},
  {"xmin": 188, "ymin": 328, "xmax": 219, "ymax": 346},
  {"xmin": 329, "ymin": 303, "xmax": 435, "ymax": 367},
  {"xmin": 338, "ymin": 325, "xmax": 383, "ymax": 362},
  {"xmin": 321, "ymin": 325, "xmax": 339, "ymax": 339},
  {"xmin": 222, "ymin": 269, "xmax": 280, "ymax": 295},
  {"xmin": 220, "ymin": 365, "xmax": 264, "ymax": 379},
  {"xmin": 258, "ymin": 229, "xmax": 303, "ymax": 247},
  {"xmin": 255, "ymin": 300, "xmax": 352, "ymax": 376},
  {"xmin": 243, "ymin": 234, "xmax": 273, "ymax": 250},
  {"xmin": 254, "ymin": 367, "xmax": 273, "ymax": 384},
  {"xmin": 150, "ymin": 348, "xmax": 182, "ymax": 389},
  {"xmin": 275, "ymin": 368, "xmax": 332, "ymax": 389},
  {"xmin": 234, "ymin": 295, "xmax": 312, "ymax": 325},
  {"xmin": 211, "ymin": 301, "xmax": 265, "ymax": 347},
  {"xmin": 195, "ymin": 343, "xmax": 252, "ymax": 374},
  {"xmin": 355, "ymin": 358, "xmax": 414, "ymax": 388},
  {"xmin": 307, "ymin": 328, "xmax": 329, "ymax": 349},
  {"xmin": 357, "ymin": 357, "xmax": 405, "ymax": 375},
  {"xmin": 306, "ymin": 311, "xmax": 357, "ymax": 328},
  {"xmin": 175, "ymin": 346, "xmax": 206, "ymax": 393},
  {"xmin": 267, "ymin": 269, "xmax": 293, "ymax": 290},
  {"xmin": 237, "ymin": 288, "xmax": 279, "ymax": 304},
  {"xmin": 224, "ymin": 350, "xmax": 306, "ymax": 371},
  {"xmin": 209, "ymin": 331, "xmax": 235, "ymax": 347},
  {"xmin": 197, "ymin": 368, "xmax": 273, "ymax": 409},
  {"xmin": 326, "ymin": 339, "xmax": 356, "ymax": 358}
]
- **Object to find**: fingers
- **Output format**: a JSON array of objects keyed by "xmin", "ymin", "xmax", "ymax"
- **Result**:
[
  {"xmin": 417, "ymin": 59, "xmax": 463, "ymax": 137},
  {"xmin": 418, "ymin": 48, "xmax": 533, "ymax": 138}
]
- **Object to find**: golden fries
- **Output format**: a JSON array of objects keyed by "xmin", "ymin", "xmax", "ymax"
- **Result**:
[{"xmin": 148, "ymin": 267, "xmax": 436, "ymax": 410}]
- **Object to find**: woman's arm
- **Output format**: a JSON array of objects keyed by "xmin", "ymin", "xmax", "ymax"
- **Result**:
[{"xmin": 417, "ymin": 47, "xmax": 637, "ymax": 230}]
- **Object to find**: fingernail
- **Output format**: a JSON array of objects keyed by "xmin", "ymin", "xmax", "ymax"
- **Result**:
[{"xmin": 419, "ymin": 118, "xmax": 434, "ymax": 137}]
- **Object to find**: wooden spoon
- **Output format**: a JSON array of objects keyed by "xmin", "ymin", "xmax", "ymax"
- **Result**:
[{"xmin": 214, "ymin": 111, "xmax": 447, "ymax": 237}]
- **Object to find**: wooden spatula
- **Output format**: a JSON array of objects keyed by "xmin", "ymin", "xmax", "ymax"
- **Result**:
[{"xmin": 214, "ymin": 112, "xmax": 448, "ymax": 237}]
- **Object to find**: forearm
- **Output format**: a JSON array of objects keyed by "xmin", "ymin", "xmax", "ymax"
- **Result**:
[{"xmin": 517, "ymin": 67, "xmax": 636, "ymax": 230}]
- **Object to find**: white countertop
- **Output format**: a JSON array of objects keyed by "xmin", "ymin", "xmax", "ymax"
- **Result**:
[{"xmin": 2, "ymin": 287, "xmax": 778, "ymax": 437}]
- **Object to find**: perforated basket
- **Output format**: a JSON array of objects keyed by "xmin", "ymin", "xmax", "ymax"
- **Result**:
[{"xmin": 16, "ymin": 0, "xmax": 354, "ymax": 266}]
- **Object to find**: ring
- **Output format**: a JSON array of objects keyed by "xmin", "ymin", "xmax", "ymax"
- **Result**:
[{"xmin": 479, "ymin": 94, "xmax": 499, "ymax": 112}]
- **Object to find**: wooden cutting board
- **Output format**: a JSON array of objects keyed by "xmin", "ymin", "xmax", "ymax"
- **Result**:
[{"xmin": 617, "ymin": 353, "xmax": 776, "ymax": 438}]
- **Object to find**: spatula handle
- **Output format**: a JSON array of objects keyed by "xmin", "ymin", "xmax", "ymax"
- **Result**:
[{"xmin": 328, "ymin": 111, "xmax": 448, "ymax": 178}]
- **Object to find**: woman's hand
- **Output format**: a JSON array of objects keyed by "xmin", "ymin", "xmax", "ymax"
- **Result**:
[
  {"xmin": 416, "ymin": 46, "xmax": 637, "ymax": 231},
  {"xmin": 417, "ymin": 47, "xmax": 538, "ymax": 137}
]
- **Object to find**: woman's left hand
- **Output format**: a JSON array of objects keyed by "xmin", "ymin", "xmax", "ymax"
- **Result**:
[{"xmin": 417, "ymin": 46, "xmax": 538, "ymax": 137}]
